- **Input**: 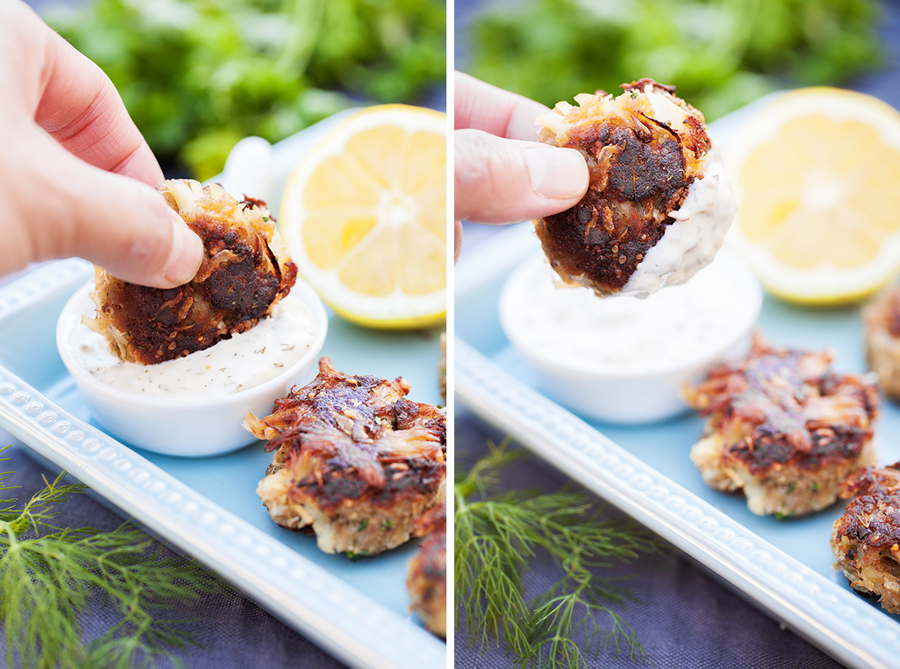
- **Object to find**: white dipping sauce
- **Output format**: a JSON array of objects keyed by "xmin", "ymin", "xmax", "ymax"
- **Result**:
[
  {"xmin": 622, "ymin": 142, "xmax": 736, "ymax": 297},
  {"xmin": 504, "ymin": 254, "xmax": 748, "ymax": 371},
  {"xmin": 67, "ymin": 290, "xmax": 316, "ymax": 397}
]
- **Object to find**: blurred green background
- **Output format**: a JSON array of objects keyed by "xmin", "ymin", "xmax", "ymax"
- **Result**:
[
  {"xmin": 40, "ymin": 0, "xmax": 446, "ymax": 180},
  {"xmin": 458, "ymin": 0, "xmax": 887, "ymax": 120}
]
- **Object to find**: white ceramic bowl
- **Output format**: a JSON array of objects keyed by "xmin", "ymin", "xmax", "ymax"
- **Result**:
[
  {"xmin": 56, "ymin": 279, "xmax": 328, "ymax": 457},
  {"xmin": 499, "ymin": 250, "xmax": 763, "ymax": 424}
]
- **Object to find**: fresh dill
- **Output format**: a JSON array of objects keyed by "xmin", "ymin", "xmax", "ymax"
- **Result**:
[
  {"xmin": 0, "ymin": 450, "xmax": 222, "ymax": 669},
  {"xmin": 455, "ymin": 439, "xmax": 660, "ymax": 668}
]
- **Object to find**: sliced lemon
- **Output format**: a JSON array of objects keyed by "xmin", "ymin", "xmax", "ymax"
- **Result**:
[
  {"xmin": 280, "ymin": 105, "xmax": 447, "ymax": 329},
  {"xmin": 724, "ymin": 88, "xmax": 900, "ymax": 305}
]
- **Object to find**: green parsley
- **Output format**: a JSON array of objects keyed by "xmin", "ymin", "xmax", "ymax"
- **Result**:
[
  {"xmin": 43, "ymin": 0, "xmax": 446, "ymax": 179},
  {"xmin": 467, "ymin": 0, "xmax": 881, "ymax": 122}
]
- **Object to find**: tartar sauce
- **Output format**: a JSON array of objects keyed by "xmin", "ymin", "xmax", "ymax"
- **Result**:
[
  {"xmin": 67, "ymin": 291, "xmax": 316, "ymax": 397},
  {"xmin": 622, "ymin": 143, "xmax": 736, "ymax": 297},
  {"xmin": 503, "ymin": 254, "xmax": 750, "ymax": 370}
]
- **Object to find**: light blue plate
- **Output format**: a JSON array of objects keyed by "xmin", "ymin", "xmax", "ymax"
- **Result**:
[
  {"xmin": 455, "ymin": 103, "xmax": 900, "ymax": 669},
  {"xmin": 0, "ymin": 117, "xmax": 446, "ymax": 669}
]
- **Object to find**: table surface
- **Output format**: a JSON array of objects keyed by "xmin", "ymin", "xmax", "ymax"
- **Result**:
[{"xmin": 0, "ymin": 437, "xmax": 354, "ymax": 669}]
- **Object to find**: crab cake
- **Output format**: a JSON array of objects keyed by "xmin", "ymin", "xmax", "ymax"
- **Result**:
[
  {"xmin": 89, "ymin": 179, "xmax": 297, "ymax": 365},
  {"xmin": 244, "ymin": 357, "xmax": 446, "ymax": 556},
  {"xmin": 535, "ymin": 79, "xmax": 735, "ymax": 298},
  {"xmin": 864, "ymin": 285, "xmax": 900, "ymax": 402},
  {"xmin": 406, "ymin": 505, "xmax": 446, "ymax": 638},
  {"xmin": 683, "ymin": 335, "xmax": 879, "ymax": 517},
  {"xmin": 832, "ymin": 463, "xmax": 900, "ymax": 613}
]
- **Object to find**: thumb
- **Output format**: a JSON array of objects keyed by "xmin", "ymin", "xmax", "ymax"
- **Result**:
[
  {"xmin": 14, "ymin": 135, "xmax": 202, "ymax": 288},
  {"xmin": 454, "ymin": 128, "xmax": 588, "ymax": 223}
]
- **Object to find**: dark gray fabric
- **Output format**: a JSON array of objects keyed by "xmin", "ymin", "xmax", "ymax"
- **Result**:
[
  {"xmin": 0, "ymin": 436, "xmax": 349, "ymax": 669},
  {"xmin": 454, "ymin": 410, "xmax": 849, "ymax": 669}
]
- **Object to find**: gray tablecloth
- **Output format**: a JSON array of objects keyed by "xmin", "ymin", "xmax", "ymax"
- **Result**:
[
  {"xmin": 0, "ymin": 432, "xmax": 348, "ymax": 669},
  {"xmin": 453, "ymin": 410, "xmax": 848, "ymax": 669}
]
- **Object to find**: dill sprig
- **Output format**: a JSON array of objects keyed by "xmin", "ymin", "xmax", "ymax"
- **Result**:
[
  {"xmin": 455, "ymin": 439, "xmax": 660, "ymax": 668},
  {"xmin": 0, "ymin": 448, "xmax": 223, "ymax": 669}
]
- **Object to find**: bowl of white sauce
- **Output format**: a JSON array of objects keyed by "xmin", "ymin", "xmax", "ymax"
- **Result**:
[
  {"xmin": 499, "ymin": 249, "xmax": 762, "ymax": 424},
  {"xmin": 56, "ymin": 278, "xmax": 328, "ymax": 457}
]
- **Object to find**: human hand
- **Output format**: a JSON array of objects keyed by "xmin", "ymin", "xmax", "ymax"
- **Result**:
[
  {"xmin": 454, "ymin": 72, "xmax": 589, "ymax": 259},
  {"xmin": 0, "ymin": 2, "xmax": 202, "ymax": 288}
]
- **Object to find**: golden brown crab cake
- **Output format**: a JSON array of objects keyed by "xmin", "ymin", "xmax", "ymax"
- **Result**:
[
  {"xmin": 406, "ymin": 505, "xmax": 446, "ymax": 638},
  {"xmin": 832, "ymin": 463, "xmax": 900, "ymax": 613},
  {"xmin": 88, "ymin": 179, "xmax": 297, "ymax": 365},
  {"xmin": 864, "ymin": 285, "xmax": 900, "ymax": 402},
  {"xmin": 683, "ymin": 335, "xmax": 879, "ymax": 517},
  {"xmin": 535, "ymin": 79, "xmax": 735, "ymax": 298},
  {"xmin": 244, "ymin": 357, "xmax": 446, "ymax": 556}
]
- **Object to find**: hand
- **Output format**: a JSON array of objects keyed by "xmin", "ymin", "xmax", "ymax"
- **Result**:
[
  {"xmin": 454, "ymin": 72, "xmax": 589, "ymax": 259},
  {"xmin": 0, "ymin": 2, "xmax": 202, "ymax": 288}
]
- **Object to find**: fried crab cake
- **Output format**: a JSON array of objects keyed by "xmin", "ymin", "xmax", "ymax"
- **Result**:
[
  {"xmin": 863, "ymin": 285, "xmax": 900, "ymax": 402},
  {"xmin": 683, "ymin": 335, "xmax": 879, "ymax": 517},
  {"xmin": 244, "ymin": 357, "xmax": 446, "ymax": 556},
  {"xmin": 832, "ymin": 463, "xmax": 900, "ymax": 613},
  {"xmin": 535, "ymin": 79, "xmax": 736, "ymax": 298},
  {"xmin": 88, "ymin": 179, "xmax": 297, "ymax": 365},
  {"xmin": 406, "ymin": 505, "xmax": 446, "ymax": 638}
]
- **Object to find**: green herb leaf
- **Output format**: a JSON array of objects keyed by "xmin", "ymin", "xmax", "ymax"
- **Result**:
[
  {"xmin": 455, "ymin": 439, "xmax": 660, "ymax": 668},
  {"xmin": 0, "ymin": 452, "xmax": 222, "ymax": 669},
  {"xmin": 466, "ymin": 0, "xmax": 882, "ymax": 122},
  {"xmin": 42, "ymin": 0, "xmax": 446, "ymax": 179}
]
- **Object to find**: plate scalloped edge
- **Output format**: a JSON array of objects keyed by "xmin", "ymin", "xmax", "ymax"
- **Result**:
[
  {"xmin": 0, "ymin": 260, "xmax": 446, "ymax": 669},
  {"xmin": 456, "ymin": 337, "xmax": 899, "ymax": 669}
]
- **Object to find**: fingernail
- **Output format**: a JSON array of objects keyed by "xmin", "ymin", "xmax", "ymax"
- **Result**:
[
  {"xmin": 524, "ymin": 147, "xmax": 588, "ymax": 200},
  {"xmin": 163, "ymin": 215, "xmax": 202, "ymax": 286}
]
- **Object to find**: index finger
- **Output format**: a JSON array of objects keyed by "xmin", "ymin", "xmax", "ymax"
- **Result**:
[
  {"xmin": 33, "ymin": 21, "xmax": 163, "ymax": 187},
  {"xmin": 455, "ymin": 71, "xmax": 549, "ymax": 142}
]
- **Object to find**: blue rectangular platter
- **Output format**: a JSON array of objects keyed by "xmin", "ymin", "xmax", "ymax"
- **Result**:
[
  {"xmin": 454, "ymin": 108, "xmax": 900, "ymax": 668},
  {"xmin": 0, "ymin": 115, "xmax": 446, "ymax": 669}
]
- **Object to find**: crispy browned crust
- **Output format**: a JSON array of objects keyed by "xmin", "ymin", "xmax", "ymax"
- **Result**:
[
  {"xmin": 407, "ymin": 505, "xmax": 446, "ymax": 638},
  {"xmin": 864, "ymin": 285, "xmax": 900, "ymax": 402},
  {"xmin": 534, "ymin": 79, "xmax": 711, "ymax": 296},
  {"xmin": 684, "ymin": 335, "xmax": 879, "ymax": 515},
  {"xmin": 685, "ymin": 335, "xmax": 878, "ymax": 475},
  {"xmin": 832, "ymin": 463, "xmax": 900, "ymax": 613},
  {"xmin": 89, "ymin": 180, "xmax": 297, "ymax": 365},
  {"xmin": 245, "ymin": 357, "xmax": 446, "ymax": 554}
]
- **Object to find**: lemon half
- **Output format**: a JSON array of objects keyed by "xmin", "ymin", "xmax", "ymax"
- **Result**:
[
  {"xmin": 280, "ymin": 105, "xmax": 447, "ymax": 329},
  {"xmin": 724, "ymin": 88, "xmax": 900, "ymax": 305}
]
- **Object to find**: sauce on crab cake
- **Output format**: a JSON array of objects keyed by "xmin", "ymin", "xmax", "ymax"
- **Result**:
[
  {"xmin": 67, "ymin": 289, "xmax": 316, "ymax": 398},
  {"xmin": 87, "ymin": 179, "xmax": 297, "ymax": 365},
  {"xmin": 535, "ymin": 79, "xmax": 736, "ymax": 298}
]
